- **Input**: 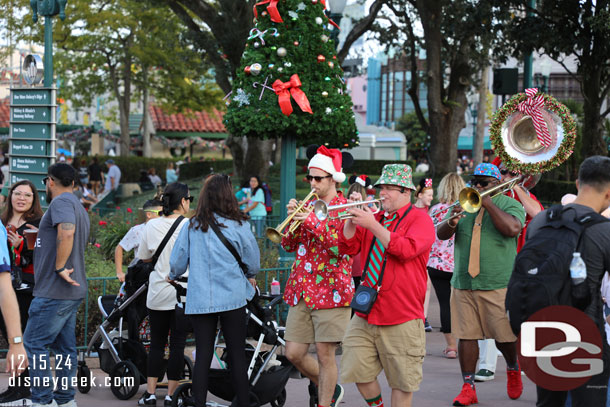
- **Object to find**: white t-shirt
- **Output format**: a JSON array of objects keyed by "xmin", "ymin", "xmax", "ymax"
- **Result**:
[
  {"xmin": 105, "ymin": 165, "xmax": 122, "ymax": 191},
  {"xmin": 119, "ymin": 223, "xmax": 146, "ymax": 266},
  {"xmin": 137, "ymin": 216, "xmax": 189, "ymax": 310}
]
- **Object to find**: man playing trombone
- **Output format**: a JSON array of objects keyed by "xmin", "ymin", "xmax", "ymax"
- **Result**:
[
  {"xmin": 437, "ymin": 163, "xmax": 526, "ymax": 406},
  {"xmin": 282, "ymin": 146, "xmax": 353, "ymax": 407},
  {"xmin": 339, "ymin": 164, "xmax": 435, "ymax": 407}
]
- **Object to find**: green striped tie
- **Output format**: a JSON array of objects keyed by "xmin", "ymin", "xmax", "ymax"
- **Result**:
[{"xmin": 363, "ymin": 212, "xmax": 398, "ymax": 287}]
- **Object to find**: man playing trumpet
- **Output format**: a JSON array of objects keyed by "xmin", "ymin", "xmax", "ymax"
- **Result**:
[
  {"xmin": 437, "ymin": 163, "xmax": 525, "ymax": 406},
  {"xmin": 282, "ymin": 146, "xmax": 353, "ymax": 407},
  {"xmin": 339, "ymin": 164, "xmax": 435, "ymax": 407}
]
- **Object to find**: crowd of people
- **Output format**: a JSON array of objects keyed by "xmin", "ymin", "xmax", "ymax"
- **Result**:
[{"xmin": 0, "ymin": 148, "xmax": 609, "ymax": 407}]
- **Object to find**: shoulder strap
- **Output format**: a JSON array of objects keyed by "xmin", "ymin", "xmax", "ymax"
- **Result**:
[
  {"xmin": 151, "ymin": 216, "xmax": 184, "ymax": 266},
  {"xmin": 210, "ymin": 220, "xmax": 249, "ymax": 275}
]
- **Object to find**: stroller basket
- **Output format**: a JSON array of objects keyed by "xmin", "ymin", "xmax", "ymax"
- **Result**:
[{"xmin": 208, "ymin": 355, "xmax": 293, "ymax": 405}]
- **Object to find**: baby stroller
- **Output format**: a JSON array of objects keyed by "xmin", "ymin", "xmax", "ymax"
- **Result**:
[
  {"xmin": 77, "ymin": 275, "xmax": 193, "ymax": 400},
  {"xmin": 169, "ymin": 281, "xmax": 294, "ymax": 407}
]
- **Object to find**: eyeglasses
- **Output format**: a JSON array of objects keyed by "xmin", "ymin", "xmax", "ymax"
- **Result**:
[
  {"xmin": 306, "ymin": 175, "xmax": 332, "ymax": 182},
  {"xmin": 12, "ymin": 192, "xmax": 34, "ymax": 199},
  {"xmin": 500, "ymin": 169, "xmax": 518, "ymax": 176},
  {"xmin": 470, "ymin": 178, "xmax": 490, "ymax": 187},
  {"xmin": 378, "ymin": 185, "xmax": 404, "ymax": 193}
]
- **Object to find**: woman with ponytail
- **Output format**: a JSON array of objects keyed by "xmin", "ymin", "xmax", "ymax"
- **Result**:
[{"xmin": 137, "ymin": 182, "xmax": 192, "ymax": 406}]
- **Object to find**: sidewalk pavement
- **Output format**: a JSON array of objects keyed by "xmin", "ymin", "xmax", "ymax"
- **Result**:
[{"xmin": 0, "ymin": 295, "xmax": 538, "ymax": 406}]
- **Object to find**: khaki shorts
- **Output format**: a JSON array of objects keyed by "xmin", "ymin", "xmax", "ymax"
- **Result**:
[
  {"xmin": 450, "ymin": 287, "xmax": 517, "ymax": 342},
  {"xmin": 340, "ymin": 316, "xmax": 425, "ymax": 393},
  {"xmin": 284, "ymin": 300, "xmax": 351, "ymax": 343}
]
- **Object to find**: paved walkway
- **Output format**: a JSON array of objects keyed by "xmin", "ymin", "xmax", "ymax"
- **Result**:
[{"xmin": 0, "ymin": 296, "xmax": 538, "ymax": 406}]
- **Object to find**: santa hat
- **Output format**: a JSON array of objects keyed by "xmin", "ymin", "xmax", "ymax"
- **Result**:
[
  {"xmin": 491, "ymin": 156, "xmax": 503, "ymax": 168},
  {"xmin": 308, "ymin": 146, "xmax": 346, "ymax": 183}
]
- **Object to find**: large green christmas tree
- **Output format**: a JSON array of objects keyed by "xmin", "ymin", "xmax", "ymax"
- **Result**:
[{"xmin": 224, "ymin": 0, "xmax": 358, "ymax": 148}]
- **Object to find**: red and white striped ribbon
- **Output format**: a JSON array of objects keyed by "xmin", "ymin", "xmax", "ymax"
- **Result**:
[{"xmin": 517, "ymin": 88, "xmax": 552, "ymax": 148}]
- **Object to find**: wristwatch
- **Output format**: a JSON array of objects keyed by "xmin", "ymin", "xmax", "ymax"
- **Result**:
[
  {"xmin": 9, "ymin": 336, "xmax": 22, "ymax": 345},
  {"xmin": 55, "ymin": 267, "xmax": 66, "ymax": 274}
]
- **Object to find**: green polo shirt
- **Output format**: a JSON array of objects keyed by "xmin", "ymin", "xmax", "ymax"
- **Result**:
[{"xmin": 450, "ymin": 194, "xmax": 525, "ymax": 291}]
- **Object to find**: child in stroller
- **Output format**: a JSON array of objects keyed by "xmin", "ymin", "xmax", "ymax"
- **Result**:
[{"xmin": 169, "ymin": 280, "xmax": 294, "ymax": 407}]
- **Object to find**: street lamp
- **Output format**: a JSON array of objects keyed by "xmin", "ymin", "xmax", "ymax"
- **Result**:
[
  {"xmin": 328, "ymin": 0, "xmax": 347, "ymax": 48},
  {"xmin": 467, "ymin": 93, "xmax": 480, "ymax": 138},
  {"xmin": 534, "ymin": 59, "xmax": 552, "ymax": 93}
]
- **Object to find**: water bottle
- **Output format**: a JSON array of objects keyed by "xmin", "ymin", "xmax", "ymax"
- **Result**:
[
  {"xmin": 271, "ymin": 278, "xmax": 281, "ymax": 295},
  {"xmin": 570, "ymin": 252, "xmax": 588, "ymax": 301},
  {"xmin": 570, "ymin": 252, "xmax": 587, "ymax": 285}
]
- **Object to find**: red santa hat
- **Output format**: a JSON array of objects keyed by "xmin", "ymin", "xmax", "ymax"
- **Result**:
[
  {"xmin": 308, "ymin": 146, "xmax": 346, "ymax": 183},
  {"xmin": 491, "ymin": 156, "xmax": 503, "ymax": 168}
]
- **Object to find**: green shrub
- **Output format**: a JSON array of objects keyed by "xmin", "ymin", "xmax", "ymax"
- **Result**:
[
  {"xmin": 178, "ymin": 160, "xmax": 235, "ymax": 180},
  {"xmin": 75, "ymin": 155, "xmax": 180, "ymax": 183},
  {"xmin": 531, "ymin": 179, "xmax": 577, "ymax": 206}
]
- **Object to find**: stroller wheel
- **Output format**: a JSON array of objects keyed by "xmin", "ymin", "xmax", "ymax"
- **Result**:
[
  {"xmin": 77, "ymin": 364, "xmax": 91, "ymax": 394},
  {"xmin": 110, "ymin": 360, "xmax": 141, "ymax": 400},
  {"xmin": 182, "ymin": 355, "xmax": 194, "ymax": 380},
  {"xmin": 171, "ymin": 382, "xmax": 194, "ymax": 407},
  {"xmin": 231, "ymin": 390, "xmax": 260, "ymax": 407},
  {"xmin": 270, "ymin": 388, "xmax": 286, "ymax": 407}
]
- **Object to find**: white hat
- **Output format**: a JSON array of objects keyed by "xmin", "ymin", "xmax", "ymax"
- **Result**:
[{"xmin": 308, "ymin": 146, "xmax": 346, "ymax": 183}]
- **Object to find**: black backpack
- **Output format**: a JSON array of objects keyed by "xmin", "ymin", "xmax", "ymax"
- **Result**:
[{"xmin": 505, "ymin": 205, "xmax": 609, "ymax": 336}]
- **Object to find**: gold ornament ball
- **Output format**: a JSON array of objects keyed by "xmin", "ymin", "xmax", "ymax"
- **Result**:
[
  {"xmin": 317, "ymin": 54, "xmax": 326, "ymax": 63},
  {"xmin": 322, "ymin": 91, "xmax": 329, "ymax": 97},
  {"xmin": 277, "ymin": 47, "xmax": 288, "ymax": 57}
]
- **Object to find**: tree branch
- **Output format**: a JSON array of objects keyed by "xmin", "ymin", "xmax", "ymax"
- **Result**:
[{"xmin": 336, "ymin": 0, "xmax": 386, "ymax": 63}]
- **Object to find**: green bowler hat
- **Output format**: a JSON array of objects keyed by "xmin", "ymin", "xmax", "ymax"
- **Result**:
[{"xmin": 374, "ymin": 164, "xmax": 416, "ymax": 190}]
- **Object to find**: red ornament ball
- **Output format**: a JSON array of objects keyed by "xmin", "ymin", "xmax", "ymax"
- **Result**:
[
  {"xmin": 293, "ymin": 41, "xmax": 299, "ymax": 46},
  {"xmin": 317, "ymin": 54, "xmax": 326, "ymax": 63},
  {"xmin": 312, "ymin": 0, "xmax": 318, "ymax": 3},
  {"xmin": 244, "ymin": 66, "xmax": 251, "ymax": 75}
]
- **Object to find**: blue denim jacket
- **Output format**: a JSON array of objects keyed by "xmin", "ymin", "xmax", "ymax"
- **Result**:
[{"xmin": 169, "ymin": 215, "xmax": 260, "ymax": 314}]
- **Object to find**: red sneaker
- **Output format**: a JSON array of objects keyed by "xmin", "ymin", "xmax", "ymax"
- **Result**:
[
  {"xmin": 453, "ymin": 383, "xmax": 478, "ymax": 406},
  {"xmin": 507, "ymin": 366, "xmax": 523, "ymax": 400}
]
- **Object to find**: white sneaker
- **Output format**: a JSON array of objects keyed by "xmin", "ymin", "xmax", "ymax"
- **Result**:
[
  {"xmin": 58, "ymin": 401, "xmax": 77, "ymax": 407},
  {"xmin": 31, "ymin": 401, "xmax": 58, "ymax": 407}
]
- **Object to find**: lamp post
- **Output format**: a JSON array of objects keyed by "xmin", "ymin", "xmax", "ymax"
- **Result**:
[
  {"xmin": 540, "ymin": 59, "xmax": 551, "ymax": 93},
  {"xmin": 328, "ymin": 0, "xmax": 347, "ymax": 48}
]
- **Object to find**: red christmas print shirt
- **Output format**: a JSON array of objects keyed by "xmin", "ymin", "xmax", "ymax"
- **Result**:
[{"xmin": 281, "ymin": 194, "xmax": 353, "ymax": 310}]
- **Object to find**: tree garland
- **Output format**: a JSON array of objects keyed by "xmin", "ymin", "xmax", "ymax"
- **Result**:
[{"xmin": 489, "ymin": 91, "xmax": 577, "ymax": 174}]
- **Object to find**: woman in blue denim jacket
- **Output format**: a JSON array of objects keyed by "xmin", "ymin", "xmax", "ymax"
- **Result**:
[{"xmin": 169, "ymin": 174, "xmax": 260, "ymax": 407}]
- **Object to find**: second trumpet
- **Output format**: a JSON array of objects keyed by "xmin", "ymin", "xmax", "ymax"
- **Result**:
[{"xmin": 314, "ymin": 198, "xmax": 385, "ymax": 221}]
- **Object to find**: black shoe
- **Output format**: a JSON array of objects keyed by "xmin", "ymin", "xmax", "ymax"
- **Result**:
[
  {"xmin": 0, "ymin": 385, "xmax": 31, "ymax": 405},
  {"xmin": 308, "ymin": 381, "xmax": 318, "ymax": 407},
  {"xmin": 163, "ymin": 396, "xmax": 172, "ymax": 407},
  {"xmin": 138, "ymin": 391, "xmax": 156, "ymax": 406}
]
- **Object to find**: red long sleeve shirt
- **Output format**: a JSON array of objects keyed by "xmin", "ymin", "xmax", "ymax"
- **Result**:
[{"xmin": 339, "ymin": 203, "xmax": 435, "ymax": 325}]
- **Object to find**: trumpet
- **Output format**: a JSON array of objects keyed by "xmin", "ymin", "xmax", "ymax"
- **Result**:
[
  {"xmin": 314, "ymin": 198, "xmax": 385, "ymax": 221},
  {"xmin": 434, "ymin": 176, "xmax": 521, "ymax": 227},
  {"xmin": 265, "ymin": 190, "xmax": 318, "ymax": 244}
]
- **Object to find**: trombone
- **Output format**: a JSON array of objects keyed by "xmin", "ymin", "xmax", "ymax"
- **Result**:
[
  {"xmin": 434, "ymin": 176, "xmax": 521, "ymax": 227},
  {"xmin": 265, "ymin": 190, "xmax": 318, "ymax": 244},
  {"xmin": 314, "ymin": 198, "xmax": 385, "ymax": 221}
]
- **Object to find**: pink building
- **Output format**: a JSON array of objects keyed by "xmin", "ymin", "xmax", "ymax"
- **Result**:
[{"xmin": 347, "ymin": 75, "xmax": 367, "ymax": 123}]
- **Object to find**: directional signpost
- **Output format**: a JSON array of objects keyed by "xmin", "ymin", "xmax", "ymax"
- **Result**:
[{"xmin": 9, "ymin": 82, "xmax": 56, "ymax": 198}]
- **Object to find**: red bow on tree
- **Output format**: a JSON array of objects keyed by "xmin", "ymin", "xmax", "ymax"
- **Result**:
[
  {"xmin": 272, "ymin": 74, "xmax": 313, "ymax": 116},
  {"xmin": 253, "ymin": 0, "xmax": 283, "ymax": 23}
]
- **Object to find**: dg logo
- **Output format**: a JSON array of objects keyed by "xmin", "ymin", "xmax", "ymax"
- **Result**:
[{"xmin": 518, "ymin": 305, "xmax": 604, "ymax": 391}]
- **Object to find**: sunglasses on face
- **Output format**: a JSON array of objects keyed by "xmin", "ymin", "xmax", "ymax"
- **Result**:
[
  {"xmin": 500, "ymin": 169, "xmax": 518, "ymax": 176},
  {"xmin": 470, "ymin": 178, "xmax": 491, "ymax": 187},
  {"xmin": 185, "ymin": 196, "xmax": 194, "ymax": 202},
  {"xmin": 42, "ymin": 176, "xmax": 54, "ymax": 185},
  {"xmin": 306, "ymin": 175, "xmax": 332, "ymax": 182}
]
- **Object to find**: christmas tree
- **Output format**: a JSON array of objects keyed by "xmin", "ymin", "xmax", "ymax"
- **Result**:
[{"xmin": 223, "ymin": 0, "xmax": 358, "ymax": 148}]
